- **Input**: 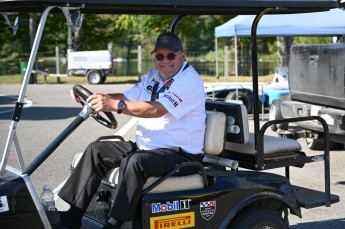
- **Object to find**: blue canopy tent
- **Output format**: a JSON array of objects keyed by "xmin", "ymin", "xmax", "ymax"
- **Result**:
[{"xmin": 215, "ymin": 8, "xmax": 345, "ymax": 79}]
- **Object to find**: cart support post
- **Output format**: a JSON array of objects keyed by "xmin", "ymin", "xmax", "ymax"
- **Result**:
[
  {"xmin": 0, "ymin": 6, "xmax": 54, "ymax": 177},
  {"xmin": 251, "ymin": 8, "xmax": 273, "ymax": 168}
]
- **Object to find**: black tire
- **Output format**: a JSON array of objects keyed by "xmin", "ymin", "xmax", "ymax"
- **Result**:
[
  {"xmin": 229, "ymin": 206, "xmax": 288, "ymax": 229},
  {"xmin": 269, "ymin": 99, "xmax": 288, "ymax": 131},
  {"xmin": 306, "ymin": 138, "xmax": 324, "ymax": 150},
  {"xmin": 102, "ymin": 75, "xmax": 107, "ymax": 84},
  {"xmin": 86, "ymin": 70, "xmax": 105, "ymax": 84},
  {"xmin": 225, "ymin": 90, "xmax": 253, "ymax": 113},
  {"xmin": 305, "ymin": 138, "xmax": 339, "ymax": 150}
]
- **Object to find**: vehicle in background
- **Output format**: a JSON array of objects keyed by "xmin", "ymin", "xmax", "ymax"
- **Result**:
[
  {"xmin": 205, "ymin": 66, "xmax": 289, "ymax": 114},
  {"xmin": 67, "ymin": 50, "xmax": 113, "ymax": 84},
  {"xmin": 272, "ymin": 66, "xmax": 288, "ymax": 83},
  {"xmin": 271, "ymin": 44, "xmax": 345, "ymax": 150}
]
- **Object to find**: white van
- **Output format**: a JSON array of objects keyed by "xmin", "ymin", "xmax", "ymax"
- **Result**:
[{"xmin": 67, "ymin": 50, "xmax": 113, "ymax": 84}]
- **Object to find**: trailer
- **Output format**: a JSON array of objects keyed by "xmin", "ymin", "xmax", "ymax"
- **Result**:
[{"xmin": 67, "ymin": 50, "xmax": 113, "ymax": 84}]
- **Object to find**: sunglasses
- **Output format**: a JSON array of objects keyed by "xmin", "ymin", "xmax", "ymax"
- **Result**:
[{"xmin": 155, "ymin": 52, "xmax": 179, "ymax": 61}]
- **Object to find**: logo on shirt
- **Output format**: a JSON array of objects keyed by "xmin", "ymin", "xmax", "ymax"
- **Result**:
[
  {"xmin": 146, "ymin": 79, "xmax": 160, "ymax": 93},
  {"xmin": 147, "ymin": 85, "xmax": 154, "ymax": 92},
  {"xmin": 162, "ymin": 91, "xmax": 182, "ymax": 107}
]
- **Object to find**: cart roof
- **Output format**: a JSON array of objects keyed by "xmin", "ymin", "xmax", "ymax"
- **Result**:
[{"xmin": 0, "ymin": 0, "xmax": 340, "ymax": 14}]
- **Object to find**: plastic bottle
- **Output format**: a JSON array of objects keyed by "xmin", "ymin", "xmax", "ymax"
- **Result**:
[{"xmin": 40, "ymin": 184, "xmax": 57, "ymax": 211}]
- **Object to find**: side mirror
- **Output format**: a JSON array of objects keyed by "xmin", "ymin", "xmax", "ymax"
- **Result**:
[
  {"xmin": 70, "ymin": 10, "xmax": 83, "ymax": 32},
  {"xmin": 62, "ymin": 8, "xmax": 84, "ymax": 33},
  {"xmin": 1, "ymin": 13, "xmax": 19, "ymax": 35},
  {"xmin": 13, "ymin": 16, "xmax": 19, "ymax": 35}
]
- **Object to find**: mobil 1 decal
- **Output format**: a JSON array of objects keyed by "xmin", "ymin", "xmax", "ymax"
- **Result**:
[
  {"xmin": 200, "ymin": 200, "xmax": 216, "ymax": 220},
  {"xmin": 152, "ymin": 199, "xmax": 191, "ymax": 213}
]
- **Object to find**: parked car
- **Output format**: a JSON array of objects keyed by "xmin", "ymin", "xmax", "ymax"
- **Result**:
[{"xmin": 206, "ymin": 67, "xmax": 289, "ymax": 113}]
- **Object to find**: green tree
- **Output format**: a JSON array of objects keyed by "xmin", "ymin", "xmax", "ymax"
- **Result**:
[
  {"xmin": 112, "ymin": 15, "xmax": 148, "ymax": 75},
  {"xmin": 294, "ymin": 36, "xmax": 332, "ymax": 44},
  {"xmin": 176, "ymin": 15, "xmax": 233, "ymax": 51},
  {"xmin": 41, "ymin": 13, "xmax": 67, "ymax": 53},
  {"xmin": 75, "ymin": 14, "xmax": 115, "ymax": 51},
  {"xmin": 0, "ymin": 13, "xmax": 31, "ymax": 74}
]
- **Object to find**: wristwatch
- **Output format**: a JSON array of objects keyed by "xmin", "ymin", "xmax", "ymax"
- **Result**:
[{"xmin": 117, "ymin": 100, "xmax": 126, "ymax": 114}]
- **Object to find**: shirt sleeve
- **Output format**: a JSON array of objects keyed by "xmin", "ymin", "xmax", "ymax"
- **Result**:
[{"xmin": 123, "ymin": 75, "xmax": 147, "ymax": 101}]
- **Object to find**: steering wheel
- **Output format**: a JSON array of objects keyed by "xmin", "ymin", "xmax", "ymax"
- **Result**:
[{"xmin": 73, "ymin": 85, "xmax": 118, "ymax": 129}]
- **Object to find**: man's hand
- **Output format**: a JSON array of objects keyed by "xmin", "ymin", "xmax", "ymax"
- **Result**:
[{"xmin": 86, "ymin": 93, "xmax": 115, "ymax": 112}]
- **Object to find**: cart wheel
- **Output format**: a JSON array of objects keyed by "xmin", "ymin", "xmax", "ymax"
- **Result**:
[
  {"xmin": 306, "ymin": 138, "xmax": 324, "ymax": 150},
  {"xmin": 87, "ymin": 70, "xmax": 105, "ymax": 84},
  {"xmin": 229, "ymin": 206, "xmax": 288, "ymax": 229},
  {"xmin": 306, "ymin": 137, "xmax": 340, "ymax": 150},
  {"xmin": 225, "ymin": 91, "xmax": 253, "ymax": 114},
  {"xmin": 269, "ymin": 99, "xmax": 288, "ymax": 131}
]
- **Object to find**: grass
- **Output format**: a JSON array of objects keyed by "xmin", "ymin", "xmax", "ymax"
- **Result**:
[{"xmin": 0, "ymin": 74, "xmax": 274, "ymax": 85}]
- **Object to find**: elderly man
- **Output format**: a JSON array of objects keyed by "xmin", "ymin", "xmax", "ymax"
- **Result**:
[{"xmin": 58, "ymin": 32, "xmax": 206, "ymax": 229}]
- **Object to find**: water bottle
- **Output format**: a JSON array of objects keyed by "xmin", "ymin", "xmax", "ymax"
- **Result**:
[{"xmin": 40, "ymin": 184, "xmax": 57, "ymax": 211}]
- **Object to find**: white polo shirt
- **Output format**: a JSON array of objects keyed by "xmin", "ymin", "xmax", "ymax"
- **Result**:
[{"xmin": 124, "ymin": 61, "xmax": 206, "ymax": 154}]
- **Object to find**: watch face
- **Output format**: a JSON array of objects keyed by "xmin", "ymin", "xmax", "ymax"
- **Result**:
[
  {"xmin": 118, "ymin": 101, "xmax": 126, "ymax": 109},
  {"xmin": 117, "ymin": 100, "xmax": 126, "ymax": 114}
]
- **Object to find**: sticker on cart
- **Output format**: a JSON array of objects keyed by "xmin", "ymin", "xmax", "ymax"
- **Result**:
[
  {"xmin": 0, "ymin": 196, "xmax": 9, "ymax": 212},
  {"xmin": 200, "ymin": 200, "xmax": 216, "ymax": 220},
  {"xmin": 150, "ymin": 212, "xmax": 195, "ymax": 229}
]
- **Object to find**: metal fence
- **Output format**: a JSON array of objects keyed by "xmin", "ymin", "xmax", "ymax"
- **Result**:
[{"xmin": 0, "ymin": 52, "xmax": 278, "ymax": 77}]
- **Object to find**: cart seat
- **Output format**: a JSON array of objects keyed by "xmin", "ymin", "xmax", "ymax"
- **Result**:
[
  {"xmin": 226, "ymin": 132, "xmax": 301, "ymax": 157},
  {"xmin": 106, "ymin": 168, "xmax": 205, "ymax": 194},
  {"xmin": 71, "ymin": 110, "xmax": 229, "ymax": 194},
  {"xmin": 206, "ymin": 100, "xmax": 303, "ymax": 170}
]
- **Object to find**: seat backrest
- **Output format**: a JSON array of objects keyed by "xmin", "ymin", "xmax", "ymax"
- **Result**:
[
  {"xmin": 203, "ymin": 111, "xmax": 227, "ymax": 156},
  {"xmin": 206, "ymin": 100, "xmax": 249, "ymax": 144}
]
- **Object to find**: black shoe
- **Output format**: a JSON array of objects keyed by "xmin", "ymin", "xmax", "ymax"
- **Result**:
[{"xmin": 59, "ymin": 211, "xmax": 82, "ymax": 229}]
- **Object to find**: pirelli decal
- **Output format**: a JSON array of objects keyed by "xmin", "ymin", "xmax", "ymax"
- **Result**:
[{"xmin": 150, "ymin": 212, "xmax": 195, "ymax": 229}]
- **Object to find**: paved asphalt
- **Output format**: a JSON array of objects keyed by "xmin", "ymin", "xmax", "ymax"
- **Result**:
[{"xmin": 0, "ymin": 84, "xmax": 344, "ymax": 228}]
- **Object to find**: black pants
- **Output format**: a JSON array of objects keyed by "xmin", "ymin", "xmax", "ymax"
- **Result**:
[{"xmin": 58, "ymin": 140, "xmax": 189, "ymax": 221}]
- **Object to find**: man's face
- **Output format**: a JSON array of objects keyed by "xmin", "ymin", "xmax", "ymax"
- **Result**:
[{"xmin": 154, "ymin": 48, "xmax": 185, "ymax": 80}]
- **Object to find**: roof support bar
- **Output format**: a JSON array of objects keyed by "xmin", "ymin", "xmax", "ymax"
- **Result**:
[
  {"xmin": 0, "ymin": 6, "xmax": 55, "ymax": 177},
  {"xmin": 170, "ymin": 15, "xmax": 185, "ymax": 33},
  {"xmin": 251, "ymin": 8, "xmax": 331, "ymax": 207},
  {"xmin": 250, "ymin": 8, "xmax": 274, "ymax": 167}
]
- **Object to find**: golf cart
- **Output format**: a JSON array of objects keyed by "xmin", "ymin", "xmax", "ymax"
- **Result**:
[{"xmin": 0, "ymin": 1, "xmax": 341, "ymax": 228}]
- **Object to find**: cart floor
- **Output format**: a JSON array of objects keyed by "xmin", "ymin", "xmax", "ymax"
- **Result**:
[{"xmin": 293, "ymin": 185, "xmax": 340, "ymax": 209}]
